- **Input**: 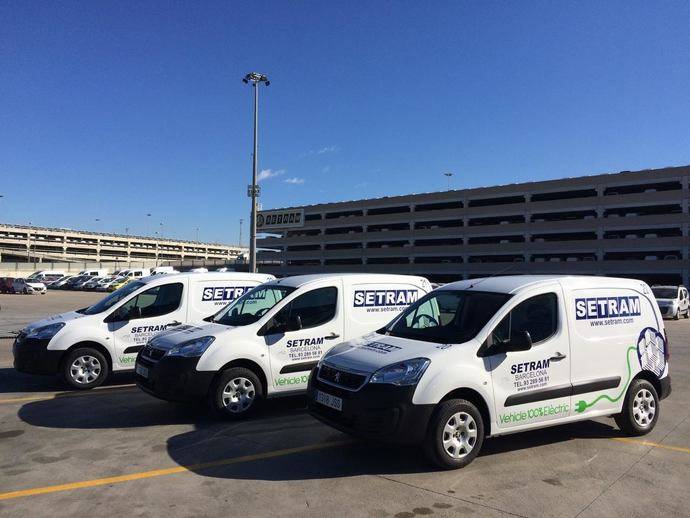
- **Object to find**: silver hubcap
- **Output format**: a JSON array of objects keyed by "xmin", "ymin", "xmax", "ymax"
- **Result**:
[
  {"xmin": 221, "ymin": 377, "xmax": 255, "ymax": 413},
  {"xmin": 442, "ymin": 412, "xmax": 477, "ymax": 459},
  {"xmin": 70, "ymin": 355, "xmax": 101, "ymax": 384},
  {"xmin": 632, "ymin": 388, "xmax": 656, "ymax": 427}
]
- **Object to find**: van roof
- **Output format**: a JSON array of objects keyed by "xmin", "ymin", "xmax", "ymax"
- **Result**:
[
  {"xmin": 269, "ymin": 273, "xmax": 428, "ymax": 289},
  {"xmin": 439, "ymin": 275, "xmax": 649, "ymax": 295},
  {"xmin": 138, "ymin": 271, "xmax": 274, "ymax": 285}
]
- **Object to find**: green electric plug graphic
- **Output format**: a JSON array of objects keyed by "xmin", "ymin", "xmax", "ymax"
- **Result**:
[{"xmin": 575, "ymin": 346, "xmax": 636, "ymax": 413}]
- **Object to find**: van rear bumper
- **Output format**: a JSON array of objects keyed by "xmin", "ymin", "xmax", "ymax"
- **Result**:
[
  {"xmin": 659, "ymin": 375, "xmax": 672, "ymax": 400},
  {"xmin": 135, "ymin": 355, "xmax": 214, "ymax": 402},
  {"xmin": 13, "ymin": 338, "xmax": 63, "ymax": 374}
]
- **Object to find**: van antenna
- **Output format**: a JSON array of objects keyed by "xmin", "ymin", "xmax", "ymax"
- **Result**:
[{"xmin": 466, "ymin": 261, "xmax": 520, "ymax": 290}]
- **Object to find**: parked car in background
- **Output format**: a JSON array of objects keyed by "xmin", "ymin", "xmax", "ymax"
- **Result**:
[
  {"xmin": 13, "ymin": 278, "xmax": 47, "ymax": 294},
  {"xmin": 61, "ymin": 275, "xmax": 91, "ymax": 290},
  {"xmin": 49, "ymin": 275, "xmax": 75, "ymax": 289},
  {"xmin": 107, "ymin": 277, "xmax": 133, "ymax": 292},
  {"xmin": 652, "ymin": 285, "xmax": 689, "ymax": 319},
  {"xmin": 0, "ymin": 277, "xmax": 16, "ymax": 293},
  {"xmin": 72, "ymin": 277, "xmax": 96, "ymax": 290},
  {"xmin": 82, "ymin": 277, "xmax": 106, "ymax": 290},
  {"xmin": 151, "ymin": 266, "xmax": 179, "ymax": 275},
  {"xmin": 27, "ymin": 270, "xmax": 67, "ymax": 283}
]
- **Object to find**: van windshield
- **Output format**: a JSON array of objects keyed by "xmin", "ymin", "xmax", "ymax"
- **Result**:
[
  {"xmin": 379, "ymin": 290, "xmax": 512, "ymax": 344},
  {"xmin": 214, "ymin": 284, "xmax": 296, "ymax": 327},
  {"xmin": 652, "ymin": 288, "xmax": 677, "ymax": 299},
  {"xmin": 80, "ymin": 281, "xmax": 146, "ymax": 315}
]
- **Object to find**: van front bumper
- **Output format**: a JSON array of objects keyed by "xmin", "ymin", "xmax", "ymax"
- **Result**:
[
  {"xmin": 135, "ymin": 353, "xmax": 214, "ymax": 402},
  {"xmin": 13, "ymin": 337, "xmax": 64, "ymax": 374},
  {"xmin": 307, "ymin": 368, "xmax": 434, "ymax": 444}
]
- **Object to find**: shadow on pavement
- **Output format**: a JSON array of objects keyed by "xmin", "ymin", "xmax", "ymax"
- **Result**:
[
  {"xmin": 164, "ymin": 416, "xmax": 622, "ymax": 481},
  {"xmin": 0, "ymin": 367, "xmax": 136, "ymax": 394}
]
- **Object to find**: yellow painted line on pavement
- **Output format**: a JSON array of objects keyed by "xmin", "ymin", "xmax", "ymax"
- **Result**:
[
  {"xmin": 612, "ymin": 437, "xmax": 690, "ymax": 454},
  {"xmin": 0, "ymin": 385, "xmax": 138, "ymax": 405},
  {"xmin": 0, "ymin": 440, "xmax": 351, "ymax": 501}
]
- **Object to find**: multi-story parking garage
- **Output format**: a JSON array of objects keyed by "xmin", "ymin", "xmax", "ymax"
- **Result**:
[
  {"xmin": 0, "ymin": 224, "xmax": 247, "ymax": 263},
  {"xmin": 257, "ymin": 165, "xmax": 690, "ymax": 286}
]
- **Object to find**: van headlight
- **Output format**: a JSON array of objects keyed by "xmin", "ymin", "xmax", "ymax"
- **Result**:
[
  {"xmin": 369, "ymin": 358, "xmax": 430, "ymax": 386},
  {"xmin": 166, "ymin": 336, "xmax": 215, "ymax": 358},
  {"xmin": 25, "ymin": 322, "xmax": 65, "ymax": 340}
]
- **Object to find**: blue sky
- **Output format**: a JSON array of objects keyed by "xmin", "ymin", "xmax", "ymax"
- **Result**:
[{"xmin": 2, "ymin": 1, "xmax": 689, "ymax": 244}]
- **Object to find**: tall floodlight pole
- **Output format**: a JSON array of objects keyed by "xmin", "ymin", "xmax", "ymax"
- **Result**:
[
  {"xmin": 443, "ymin": 172, "xmax": 454, "ymax": 190},
  {"xmin": 243, "ymin": 72, "xmax": 270, "ymax": 273}
]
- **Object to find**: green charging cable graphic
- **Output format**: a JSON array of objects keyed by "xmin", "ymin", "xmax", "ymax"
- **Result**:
[{"xmin": 574, "ymin": 346, "xmax": 636, "ymax": 413}]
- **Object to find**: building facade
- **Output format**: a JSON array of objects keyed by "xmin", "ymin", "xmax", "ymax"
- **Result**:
[
  {"xmin": 0, "ymin": 224, "xmax": 247, "ymax": 264},
  {"xmin": 257, "ymin": 165, "xmax": 690, "ymax": 286}
]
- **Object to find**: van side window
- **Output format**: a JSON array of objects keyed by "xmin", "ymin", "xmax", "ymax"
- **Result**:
[
  {"xmin": 277, "ymin": 287, "xmax": 338, "ymax": 330},
  {"xmin": 491, "ymin": 293, "xmax": 558, "ymax": 346},
  {"xmin": 118, "ymin": 283, "xmax": 183, "ymax": 319}
]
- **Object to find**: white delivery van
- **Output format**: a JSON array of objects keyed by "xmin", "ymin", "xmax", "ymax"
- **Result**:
[
  {"xmin": 13, "ymin": 272, "xmax": 274, "ymax": 389},
  {"xmin": 651, "ymin": 285, "xmax": 689, "ymax": 320},
  {"xmin": 27, "ymin": 270, "xmax": 67, "ymax": 282},
  {"xmin": 118, "ymin": 268, "xmax": 150, "ymax": 278},
  {"xmin": 151, "ymin": 266, "xmax": 179, "ymax": 275},
  {"xmin": 135, "ymin": 274, "xmax": 431, "ymax": 417},
  {"xmin": 308, "ymin": 275, "xmax": 672, "ymax": 469},
  {"xmin": 78, "ymin": 269, "xmax": 109, "ymax": 277}
]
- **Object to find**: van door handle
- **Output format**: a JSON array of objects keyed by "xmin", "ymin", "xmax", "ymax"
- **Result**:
[
  {"xmin": 324, "ymin": 333, "xmax": 340, "ymax": 340},
  {"xmin": 549, "ymin": 352, "xmax": 567, "ymax": 361},
  {"xmin": 167, "ymin": 321, "xmax": 182, "ymax": 327}
]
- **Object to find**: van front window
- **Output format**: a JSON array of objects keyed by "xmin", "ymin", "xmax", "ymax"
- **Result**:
[
  {"xmin": 380, "ymin": 290, "xmax": 512, "ymax": 344},
  {"xmin": 80, "ymin": 281, "xmax": 146, "ymax": 315},
  {"xmin": 214, "ymin": 285, "xmax": 296, "ymax": 326}
]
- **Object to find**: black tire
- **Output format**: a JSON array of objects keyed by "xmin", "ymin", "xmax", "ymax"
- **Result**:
[
  {"xmin": 424, "ymin": 399, "xmax": 485, "ymax": 469},
  {"xmin": 674, "ymin": 309, "xmax": 680, "ymax": 320},
  {"xmin": 684, "ymin": 308, "xmax": 689, "ymax": 319},
  {"xmin": 210, "ymin": 367, "xmax": 263, "ymax": 419},
  {"xmin": 61, "ymin": 347, "xmax": 109, "ymax": 389},
  {"xmin": 614, "ymin": 379, "xmax": 659, "ymax": 436}
]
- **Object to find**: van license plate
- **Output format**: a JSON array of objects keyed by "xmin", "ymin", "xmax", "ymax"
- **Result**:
[
  {"xmin": 315, "ymin": 390, "xmax": 342, "ymax": 411},
  {"xmin": 135, "ymin": 363, "xmax": 149, "ymax": 379}
]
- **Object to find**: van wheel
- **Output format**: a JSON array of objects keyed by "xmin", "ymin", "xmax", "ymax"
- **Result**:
[
  {"xmin": 684, "ymin": 309, "xmax": 689, "ymax": 319},
  {"xmin": 614, "ymin": 379, "xmax": 659, "ymax": 436},
  {"xmin": 62, "ymin": 348, "xmax": 109, "ymax": 389},
  {"xmin": 673, "ymin": 309, "xmax": 680, "ymax": 320},
  {"xmin": 424, "ymin": 399, "xmax": 485, "ymax": 469},
  {"xmin": 210, "ymin": 367, "xmax": 263, "ymax": 419}
]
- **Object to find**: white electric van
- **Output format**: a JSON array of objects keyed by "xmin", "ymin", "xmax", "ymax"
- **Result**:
[
  {"xmin": 118, "ymin": 268, "xmax": 150, "ymax": 278},
  {"xmin": 135, "ymin": 274, "xmax": 431, "ymax": 417},
  {"xmin": 13, "ymin": 272, "xmax": 274, "ymax": 389},
  {"xmin": 308, "ymin": 275, "xmax": 672, "ymax": 469}
]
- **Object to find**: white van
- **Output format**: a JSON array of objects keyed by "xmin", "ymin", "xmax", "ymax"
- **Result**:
[
  {"xmin": 308, "ymin": 275, "xmax": 672, "ymax": 469},
  {"xmin": 135, "ymin": 274, "xmax": 431, "ymax": 417},
  {"xmin": 118, "ymin": 268, "xmax": 150, "ymax": 278},
  {"xmin": 27, "ymin": 270, "xmax": 67, "ymax": 282},
  {"xmin": 151, "ymin": 266, "xmax": 179, "ymax": 275},
  {"xmin": 13, "ymin": 272, "xmax": 274, "ymax": 389},
  {"xmin": 78, "ymin": 269, "xmax": 109, "ymax": 277},
  {"xmin": 652, "ymin": 285, "xmax": 689, "ymax": 319}
]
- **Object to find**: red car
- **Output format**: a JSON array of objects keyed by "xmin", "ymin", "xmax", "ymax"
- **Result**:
[{"xmin": 0, "ymin": 277, "xmax": 16, "ymax": 293}]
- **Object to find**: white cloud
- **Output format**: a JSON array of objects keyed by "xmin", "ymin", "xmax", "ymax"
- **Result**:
[
  {"xmin": 257, "ymin": 169, "xmax": 285, "ymax": 182},
  {"xmin": 316, "ymin": 145, "xmax": 339, "ymax": 155},
  {"xmin": 301, "ymin": 145, "xmax": 340, "ymax": 158},
  {"xmin": 285, "ymin": 177, "xmax": 305, "ymax": 185}
]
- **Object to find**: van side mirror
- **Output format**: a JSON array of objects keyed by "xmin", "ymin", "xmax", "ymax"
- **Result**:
[{"xmin": 505, "ymin": 330, "xmax": 532, "ymax": 352}]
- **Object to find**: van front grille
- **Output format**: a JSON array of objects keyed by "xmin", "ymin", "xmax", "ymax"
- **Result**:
[{"xmin": 317, "ymin": 364, "xmax": 367, "ymax": 391}]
